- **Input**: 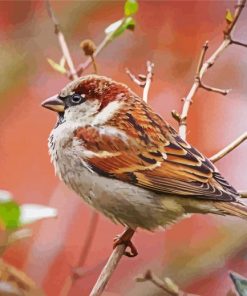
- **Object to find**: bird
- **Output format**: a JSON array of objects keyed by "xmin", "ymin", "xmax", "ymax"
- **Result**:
[{"xmin": 42, "ymin": 74, "xmax": 247, "ymax": 257}]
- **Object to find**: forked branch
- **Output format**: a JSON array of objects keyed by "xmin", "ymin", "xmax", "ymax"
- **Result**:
[
  {"xmin": 178, "ymin": 0, "xmax": 246, "ymax": 140},
  {"xmin": 126, "ymin": 61, "xmax": 154, "ymax": 102}
]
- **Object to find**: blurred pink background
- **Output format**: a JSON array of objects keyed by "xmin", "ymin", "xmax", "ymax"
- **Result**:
[{"xmin": 0, "ymin": 1, "xmax": 247, "ymax": 295}]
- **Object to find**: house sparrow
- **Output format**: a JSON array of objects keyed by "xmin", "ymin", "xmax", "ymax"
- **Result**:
[{"xmin": 42, "ymin": 75, "xmax": 247, "ymax": 256}]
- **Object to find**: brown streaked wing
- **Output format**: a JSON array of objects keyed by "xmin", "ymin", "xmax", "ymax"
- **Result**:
[
  {"xmin": 74, "ymin": 123, "xmax": 238, "ymax": 202},
  {"xmin": 75, "ymin": 97, "xmax": 238, "ymax": 201}
]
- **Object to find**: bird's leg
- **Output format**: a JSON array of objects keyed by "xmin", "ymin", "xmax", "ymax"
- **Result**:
[{"xmin": 113, "ymin": 227, "xmax": 138, "ymax": 257}]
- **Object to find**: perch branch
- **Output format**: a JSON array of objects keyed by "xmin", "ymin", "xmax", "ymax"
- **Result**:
[
  {"xmin": 45, "ymin": 0, "xmax": 78, "ymax": 80},
  {"xmin": 136, "ymin": 270, "xmax": 198, "ymax": 296},
  {"xmin": 210, "ymin": 131, "xmax": 247, "ymax": 163},
  {"xmin": 178, "ymin": 0, "xmax": 246, "ymax": 140},
  {"xmin": 89, "ymin": 230, "xmax": 135, "ymax": 296},
  {"xmin": 126, "ymin": 61, "xmax": 154, "ymax": 102}
]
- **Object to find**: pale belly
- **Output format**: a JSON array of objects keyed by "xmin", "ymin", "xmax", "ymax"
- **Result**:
[{"xmin": 55, "ymin": 155, "xmax": 220, "ymax": 230}]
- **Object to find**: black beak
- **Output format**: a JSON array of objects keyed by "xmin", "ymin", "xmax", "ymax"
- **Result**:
[{"xmin": 41, "ymin": 95, "xmax": 65, "ymax": 113}]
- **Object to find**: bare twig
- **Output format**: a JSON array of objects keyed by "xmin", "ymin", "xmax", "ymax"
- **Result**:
[
  {"xmin": 126, "ymin": 61, "xmax": 154, "ymax": 102},
  {"xmin": 239, "ymin": 191, "xmax": 247, "ymax": 198},
  {"xmin": 45, "ymin": 0, "xmax": 78, "ymax": 80},
  {"xmin": 210, "ymin": 131, "xmax": 247, "ymax": 163},
  {"xmin": 126, "ymin": 68, "xmax": 145, "ymax": 87},
  {"xmin": 89, "ymin": 230, "xmax": 135, "ymax": 296},
  {"xmin": 136, "ymin": 270, "xmax": 198, "ymax": 296},
  {"xmin": 231, "ymin": 39, "xmax": 247, "ymax": 47},
  {"xmin": 198, "ymin": 82, "xmax": 231, "ymax": 95},
  {"xmin": 178, "ymin": 0, "xmax": 246, "ymax": 140},
  {"xmin": 143, "ymin": 61, "xmax": 154, "ymax": 103}
]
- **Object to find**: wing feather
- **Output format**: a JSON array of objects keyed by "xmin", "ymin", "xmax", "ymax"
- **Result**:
[{"xmin": 74, "ymin": 99, "xmax": 239, "ymax": 202}]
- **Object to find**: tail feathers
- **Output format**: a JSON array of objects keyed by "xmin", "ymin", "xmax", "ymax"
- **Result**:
[{"xmin": 215, "ymin": 201, "xmax": 247, "ymax": 220}]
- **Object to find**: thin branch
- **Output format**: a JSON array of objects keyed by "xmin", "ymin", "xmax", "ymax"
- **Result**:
[
  {"xmin": 126, "ymin": 68, "xmax": 145, "ymax": 87},
  {"xmin": 143, "ymin": 61, "xmax": 154, "ymax": 103},
  {"xmin": 199, "ymin": 81, "xmax": 231, "ymax": 95},
  {"xmin": 231, "ymin": 39, "xmax": 247, "ymax": 47},
  {"xmin": 195, "ymin": 40, "xmax": 209, "ymax": 77},
  {"xmin": 178, "ymin": 0, "xmax": 246, "ymax": 140},
  {"xmin": 45, "ymin": 0, "xmax": 78, "ymax": 80},
  {"xmin": 226, "ymin": 1, "xmax": 245, "ymax": 35},
  {"xmin": 239, "ymin": 191, "xmax": 247, "ymax": 198},
  {"xmin": 126, "ymin": 61, "xmax": 154, "ymax": 102},
  {"xmin": 136, "ymin": 270, "xmax": 198, "ymax": 296},
  {"xmin": 89, "ymin": 230, "xmax": 135, "ymax": 296},
  {"xmin": 210, "ymin": 131, "xmax": 247, "ymax": 162}
]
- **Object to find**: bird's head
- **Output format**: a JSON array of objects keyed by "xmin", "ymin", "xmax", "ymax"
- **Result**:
[{"xmin": 41, "ymin": 75, "xmax": 133, "ymax": 126}]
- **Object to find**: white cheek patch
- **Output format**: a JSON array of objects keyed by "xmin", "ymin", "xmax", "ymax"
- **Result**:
[
  {"xmin": 93, "ymin": 100, "xmax": 124, "ymax": 125},
  {"xmin": 64, "ymin": 100, "xmax": 100, "ymax": 125}
]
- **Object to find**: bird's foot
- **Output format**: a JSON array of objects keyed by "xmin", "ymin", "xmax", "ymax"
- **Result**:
[{"xmin": 113, "ymin": 228, "xmax": 138, "ymax": 257}]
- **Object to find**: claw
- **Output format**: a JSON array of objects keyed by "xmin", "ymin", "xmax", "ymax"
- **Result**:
[{"xmin": 113, "ymin": 228, "xmax": 138, "ymax": 257}]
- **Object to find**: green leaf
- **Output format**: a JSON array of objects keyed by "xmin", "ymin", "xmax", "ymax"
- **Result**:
[
  {"xmin": 226, "ymin": 9, "xmax": 234, "ymax": 23},
  {"xmin": 47, "ymin": 58, "xmax": 67, "ymax": 74},
  {"xmin": 124, "ymin": 0, "xmax": 138, "ymax": 16},
  {"xmin": 230, "ymin": 271, "xmax": 247, "ymax": 296},
  {"xmin": 105, "ymin": 17, "xmax": 135, "ymax": 39},
  {"xmin": 0, "ymin": 201, "xmax": 20, "ymax": 230}
]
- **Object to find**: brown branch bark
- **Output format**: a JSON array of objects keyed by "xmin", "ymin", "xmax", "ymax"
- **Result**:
[
  {"xmin": 89, "ymin": 231, "xmax": 135, "ymax": 296},
  {"xmin": 178, "ymin": 0, "xmax": 246, "ymax": 140}
]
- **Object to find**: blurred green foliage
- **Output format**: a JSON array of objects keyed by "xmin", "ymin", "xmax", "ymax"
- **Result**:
[
  {"xmin": 124, "ymin": 0, "xmax": 139, "ymax": 16},
  {"xmin": 0, "ymin": 200, "xmax": 20, "ymax": 229}
]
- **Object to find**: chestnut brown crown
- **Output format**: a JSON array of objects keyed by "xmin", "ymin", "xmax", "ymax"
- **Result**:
[{"xmin": 42, "ymin": 75, "xmax": 136, "ymax": 114}]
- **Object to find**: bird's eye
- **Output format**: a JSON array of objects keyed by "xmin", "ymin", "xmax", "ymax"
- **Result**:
[{"xmin": 70, "ymin": 94, "xmax": 85, "ymax": 105}]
